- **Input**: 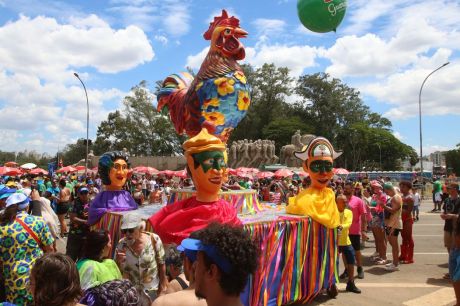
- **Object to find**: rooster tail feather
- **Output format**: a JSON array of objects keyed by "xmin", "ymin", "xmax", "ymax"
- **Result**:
[{"xmin": 156, "ymin": 72, "xmax": 194, "ymax": 112}]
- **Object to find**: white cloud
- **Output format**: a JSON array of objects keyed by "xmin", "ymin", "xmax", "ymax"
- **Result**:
[
  {"xmin": 108, "ymin": 0, "xmax": 191, "ymax": 37},
  {"xmin": 393, "ymin": 131, "xmax": 404, "ymax": 141},
  {"xmin": 0, "ymin": 14, "xmax": 148, "ymax": 153},
  {"xmin": 252, "ymin": 18, "xmax": 286, "ymax": 37},
  {"xmin": 186, "ymin": 43, "xmax": 319, "ymax": 77},
  {"xmin": 154, "ymin": 35, "xmax": 168, "ymax": 45},
  {"xmin": 424, "ymin": 145, "xmax": 451, "ymax": 155}
]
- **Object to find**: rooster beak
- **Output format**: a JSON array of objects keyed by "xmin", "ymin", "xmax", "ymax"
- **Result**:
[{"xmin": 234, "ymin": 27, "xmax": 248, "ymax": 38}]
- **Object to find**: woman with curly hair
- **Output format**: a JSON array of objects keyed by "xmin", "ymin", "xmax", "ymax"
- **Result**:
[
  {"xmin": 88, "ymin": 151, "xmax": 137, "ymax": 225},
  {"xmin": 30, "ymin": 253, "xmax": 83, "ymax": 306}
]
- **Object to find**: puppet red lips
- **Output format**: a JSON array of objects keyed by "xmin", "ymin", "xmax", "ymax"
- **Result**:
[{"xmin": 208, "ymin": 177, "xmax": 222, "ymax": 184}]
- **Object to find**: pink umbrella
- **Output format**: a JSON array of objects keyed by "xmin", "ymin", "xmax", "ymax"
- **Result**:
[
  {"xmin": 257, "ymin": 171, "xmax": 274, "ymax": 179},
  {"xmin": 2, "ymin": 167, "xmax": 23, "ymax": 176},
  {"xmin": 274, "ymin": 168, "xmax": 294, "ymax": 178},
  {"xmin": 159, "ymin": 170, "xmax": 174, "ymax": 177},
  {"xmin": 30, "ymin": 168, "xmax": 48, "ymax": 175},
  {"xmin": 237, "ymin": 171, "xmax": 253, "ymax": 179},
  {"xmin": 296, "ymin": 171, "xmax": 309, "ymax": 177},
  {"xmin": 173, "ymin": 170, "xmax": 188, "ymax": 178},
  {"xmin": 133, "ymin": 166, "xmax": 159, "ymax": 174},
  {"xmin": 75, "ymin": 165, "xmax": 86, "ymax": 171},
  {"xmin": 56, "ymin": 166, "xmax": 77, "ymax": 173},
  {"xmin": 228, "ymin": 168, "xmax": 237, "ymax": 175},
  {"xmin": 333, "ymin": 168, "xmax": 349, "ymax": 175}
]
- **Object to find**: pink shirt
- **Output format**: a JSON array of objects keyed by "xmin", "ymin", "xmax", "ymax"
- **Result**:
[{"xmin": 347, "ymin": 195, "xmax": 366, "ymax": 235}]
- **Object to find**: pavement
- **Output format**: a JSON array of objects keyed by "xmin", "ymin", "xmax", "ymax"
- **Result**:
[{"xmin": 304, "ymin": 201, "xmax": 456, "ymax": 306}]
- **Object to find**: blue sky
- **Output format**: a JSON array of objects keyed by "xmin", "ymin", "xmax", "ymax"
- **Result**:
[{"xmin": 0, "ymin": 0, "xmax": 459, "ymax": 157}]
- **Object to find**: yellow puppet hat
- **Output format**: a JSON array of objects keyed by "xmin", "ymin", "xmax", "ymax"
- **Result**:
[{"xmin": 183, "ymin": 128, "xmax": 226, "ymax": 156}]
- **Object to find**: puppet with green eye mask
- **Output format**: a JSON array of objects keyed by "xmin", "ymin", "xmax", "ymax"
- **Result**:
[{"xmin": 149, "ymin": 128, "xmax": 241, "ymax": 245}]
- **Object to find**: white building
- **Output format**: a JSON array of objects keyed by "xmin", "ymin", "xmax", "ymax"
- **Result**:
[{"xmin": 429, "ymin": 151, "xmax": 446, "ymax": 167}]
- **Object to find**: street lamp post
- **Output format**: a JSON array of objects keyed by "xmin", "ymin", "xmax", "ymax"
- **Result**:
[
  {"xmin": 73, "ymin": 72, "xmax": 90, "ymax": 178},
  {"xmin": 418, "ymin": 62, "xmax": 449, "ymax": 188}
]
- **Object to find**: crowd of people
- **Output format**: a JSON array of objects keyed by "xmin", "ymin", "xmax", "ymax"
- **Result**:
[{"xmin": 1, "ymin": 169, "xmax": 460, "ymax": 305}]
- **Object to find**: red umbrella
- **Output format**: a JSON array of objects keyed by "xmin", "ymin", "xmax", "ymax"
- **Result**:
[
  {"xmin": 133, "ymin": 166, "xmax": 159, "ymax": 174},
  {"xmin": 333, "ymin": 168, "xmax": 349, "ymax": 175},
  {"xmin": 173, "ymin": 170, "xmax": 188, "ymax": 178},
  {"xmin": 56, "ymin": 166, "xmax": 77, "ymax": 173},
  {"xmin": 228, "ymin": 168, "xmax": 237, "ymax": 175},
  {"xmin": 257, "ymin": 171, "xmax": 274, "ymax": 179},
  {"xmin": 159, "ymin": 170, "xmax": 174, "ymax": 177},
  {"xmin": 274, "ymin": 168, "xmax": 294, "ymax": 178},
  {"xmin": 4, "ymin": 161, "xmax": 18, "ymax": 167},
  {"xmin": 237, "ymin": 171, "xmax": 253, "ymax": 179},
  {"xmin": 1, "ymin": 167, "xmax": 23, "ymax": 176},
  {"xmin": 75, "ymin": 166, "xmax": 86, "ymax": 171},
  {"xmin": 30, "ymin": 168, "xmax": 48, "ymax": 175},
  {"xmin": 296, "ymin": 170, "xmax": 309, "ymax": 177}
]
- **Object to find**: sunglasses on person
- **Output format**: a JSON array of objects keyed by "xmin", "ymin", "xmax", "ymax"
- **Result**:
[{"xmin": 121, "ymin": 228, "xmax": 136, "ymax": 234}]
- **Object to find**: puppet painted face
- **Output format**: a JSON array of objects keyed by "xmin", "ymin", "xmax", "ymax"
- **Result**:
[
  {"xmin": 187, "ymin": 150, "xmax": 226, "ymax": 197},
  {"xmin": 304, "ymin": 156, "xmax": 333, "ymax": 189},
  {"xmin": 108, "ymin": 158, "xmax": 129, "ymax": 189}
]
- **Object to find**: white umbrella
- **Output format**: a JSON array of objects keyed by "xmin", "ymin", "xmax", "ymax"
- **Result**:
[{"xmin": 20, "ymin": 163, "xmax": 37, "ymax": 169}]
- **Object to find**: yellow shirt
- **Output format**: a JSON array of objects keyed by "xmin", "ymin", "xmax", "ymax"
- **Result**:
[
  {"xmin": 338, "ymin": 209, "xmax": 353, "ymax": 246},
  {"xmin": 286, "ymin": 187, "xmax": 340, "ymax": 229}
]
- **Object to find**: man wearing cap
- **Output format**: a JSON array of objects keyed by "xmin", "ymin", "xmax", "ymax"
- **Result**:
[
  {"xmin": 178, "ymin": 223, "xmax": 257, "ymax": 306},
  {"xmin": 66, "ymin": 186, "xmax": 90, "ymax": 261},
  {"xmin": 152, "ymin": 232, "xmax": 207, "ymax": 306},
  {"xmin": 149, "ymin": 128, "xmax": 241, "ymax": 245},
  {"xmin": 0, "ymin": 186, "xmax": 16, "ymax": 214},
  {"xmin": 286, "ymin": 137, "xmax": 341, "ymax": 229}
]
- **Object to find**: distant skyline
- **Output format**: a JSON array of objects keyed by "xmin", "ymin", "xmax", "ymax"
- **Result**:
[{"xmin": 0, "ymin": 0, "xmax": 459, "ymax": 156}]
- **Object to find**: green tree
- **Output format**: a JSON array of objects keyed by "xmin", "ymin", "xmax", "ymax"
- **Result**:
[
  {"xmin": 61, "ymin": 138, "xmax": 92, "ymax": 165},
  {"xmin": 446, "ymin": 145, "xmax": 460, "ymax": 176},
  {"xmin": 231, "ymin": 63, "xmax": 294, "ymax": 142},
  {"xmin": 93, "ymin": 81, "xmax": 183, "ymax": 156},
  {"xmin": 262, "ymin": 117, "xmax": 313, "ymax": 149}
]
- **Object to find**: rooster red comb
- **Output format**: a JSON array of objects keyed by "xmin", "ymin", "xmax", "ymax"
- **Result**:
[{"xmin": 203, "ymin": 9, "xmax": 240, "ymax": 40}]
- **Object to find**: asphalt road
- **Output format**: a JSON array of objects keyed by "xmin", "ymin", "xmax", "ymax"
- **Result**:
[{"xmin": 305, "ymin": 201, "xmax": 456, "ymax": 306}]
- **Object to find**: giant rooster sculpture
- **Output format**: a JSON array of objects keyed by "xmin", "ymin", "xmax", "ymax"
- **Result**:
[{"xmin": 157, "ymin": 9, "xmax": 251, "ymax": 142}]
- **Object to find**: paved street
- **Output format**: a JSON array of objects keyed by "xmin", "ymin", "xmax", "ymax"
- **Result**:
[{"xmin": 307, "ymin": 201, "xmax": 456, "ymax": 306}]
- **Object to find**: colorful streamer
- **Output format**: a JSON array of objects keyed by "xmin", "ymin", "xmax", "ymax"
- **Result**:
[{"xmin": 168, "ymin": 189, "xmax": 263, "ymax": 214}]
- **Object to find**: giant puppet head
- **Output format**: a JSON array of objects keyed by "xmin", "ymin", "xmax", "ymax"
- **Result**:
[
  {"xmin": 294, "ymin": 137, "xmax": 341, "ymax": 189},
  {"xmin": 183, "ymin": 128, "xmax": 227, "ymax": 202},
  {"xmin": 98, "ymin": 151, "xmax": 130, "ymax": 191}
]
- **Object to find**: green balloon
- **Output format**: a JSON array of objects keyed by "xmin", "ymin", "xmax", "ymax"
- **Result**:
[{"xmin": 297, "ymin": 0, "xmax": 347, "ymax": 33}]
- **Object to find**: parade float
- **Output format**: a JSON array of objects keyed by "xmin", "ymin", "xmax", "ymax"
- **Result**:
[{"xmin": 92, "ymin": 9, "xmax": 341, "ymax": 305}]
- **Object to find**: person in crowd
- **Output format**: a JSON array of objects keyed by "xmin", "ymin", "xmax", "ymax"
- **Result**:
[
  {"xmin": 133, "ymin": 182, "xmax": 144, "ymax": 206},
  {"xmin": 382, "ymin": 183, "xmax": 402, "ymax": 271},
  {"xmin": 54, "ymin": 178, "xmax": 71, "ymax": 236},
  {"xmin": 30, "ymin": 253, "xmax": 83, "ymax": 306},
  {"xmin": 87, "ymin": 180, "xmax": 99, "ymax": 201},
  {"xmin": 149, "ymin": 185, "xmax": 163, "ymax": 204},
  {"xmin": 433, "ymin": 177, "xmax": 443, "ymax": 212},
  {"xmin": 369, "ymin": 181, "xmax": 388, "ymax": 265},
  {"xmin": 77, "ymin": 230, "xmax": 122, "ymax": 292},
  {"xmin": 37, "ymin": 191, "xmax": 60, "ymax": 252},
  {"xmin": 343, "ymin": 182, "xmax": 367, "ymax": 279},
  {"xmin": 183, "ymin": 223, "xmax": 258, "ymax": 306},
  {"xmin": 66, "ymin": 186, "xmax": 90, "ymax": 261},
  {"xmin": 336, "ymin": 194, "xmax": 361, "ymax": 293},
  {"xmin": 412, "ymin": 187, "xmax": 421, "ymax": 221},
  {"xmin": 269, "ymin": 182, "xmax": 284, "ymax": 205},
  {"xmin": 162, "ymin": 244, "xmax": 189, "ymax": 294},
  {"xmin": 0, "ymin": 192, "xmax": 54, "ymax": 305},
  {"xmin": 141, "ymin": 175, "xmax": 149, "ymax": 199},
  {"xmin": 441, "ymin": 183, "xmax": 460, "ymax": 279},
  {"xmin": 399, "ymin": 181, "xmax": 415, "ymax": 264},
  {"xmin": 115, "ymin": 213, "xmax": 167, "ymax": 305},
  {"xmin": 448, "ymin": 211, "xmax": 460, "ymax": 305},
  {"xmin": 152, "ymin": 231, "xmax": 207, "ymax": 306}
]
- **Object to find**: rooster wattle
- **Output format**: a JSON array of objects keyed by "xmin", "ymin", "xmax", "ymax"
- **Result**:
[{"xmin": 157, "ymin": 9, "xmax": 251, "ymax": 142}]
